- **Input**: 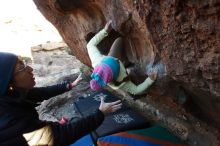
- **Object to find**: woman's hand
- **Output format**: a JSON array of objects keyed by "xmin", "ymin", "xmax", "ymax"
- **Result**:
[
  {"xmin": 99, "ymin": 97, "xmax": 122, "ymax": 115},
  {"xmin": 70, "ymin": 73, "xmax": 83, "ymax": 88},
  {"xmin": 104, "ymin": 20, "xmax": 113, "ymax": 33}
]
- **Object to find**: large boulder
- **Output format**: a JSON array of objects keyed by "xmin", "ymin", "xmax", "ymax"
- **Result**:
[{"xmin": 33, "ymin": 0, "xmax": 220, "ymax": 145}]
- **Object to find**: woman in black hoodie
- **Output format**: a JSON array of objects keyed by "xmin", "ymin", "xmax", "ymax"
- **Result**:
[{"xmin": 0, "ymin": 52, "xmax": 122, "ymax": 146}]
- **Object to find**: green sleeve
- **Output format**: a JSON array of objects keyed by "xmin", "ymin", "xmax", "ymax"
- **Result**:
[
  {"xmin": 87, "ymin": 29, "xmax": 108, "ymax": 68},
  {"xmin": 109, "ymin": 77, "xmax": 154, "ymax": 95}
]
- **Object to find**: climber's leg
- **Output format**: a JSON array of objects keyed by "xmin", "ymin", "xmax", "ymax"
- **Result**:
[{"xmin": 108, "ymin": 37, "xmax": 123, "ymax": 60}]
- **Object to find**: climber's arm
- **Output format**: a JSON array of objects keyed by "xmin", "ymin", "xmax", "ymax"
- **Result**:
[
  {"xmin": 87, "ymin": 29, "xmax": 108, "ymax": 68},
  {"xmin": 108, "ymin": 77, "xmax": 155, "ymax": 95}
]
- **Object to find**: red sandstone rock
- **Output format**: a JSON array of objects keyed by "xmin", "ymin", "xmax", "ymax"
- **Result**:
[{"xmin": 33, "ymin": 0, "xmax": 220, "ymax": 145}]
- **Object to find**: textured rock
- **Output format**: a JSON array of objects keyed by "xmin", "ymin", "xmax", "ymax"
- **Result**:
[
  {"xmin": 33, "ymin": 0, "xmax": 220, "ymax": 145},
  {"xmin": 33, "ymin": 0, "xmax": 219, "ymax": 94},
  {"xmin": 31, "ymin": 41, "xmax": 83, "ymax": 86}
]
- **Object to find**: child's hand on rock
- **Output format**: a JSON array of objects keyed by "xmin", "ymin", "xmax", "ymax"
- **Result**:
[
  {"xmin": 148, "ymin": 69, "xmax": 158, "ymax": 81},
  {"xmin": 104, "ymin": 20, "xmax": 113, "ymax": 33}
]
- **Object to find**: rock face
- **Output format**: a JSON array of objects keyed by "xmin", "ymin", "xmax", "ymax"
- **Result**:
[
  {"xmin": 33, "ymin": 0, "xmax": 220, "ymax": 145},
  {"xmin": 31, "ymin": 42, "xmax": 219, "ymax": 146}
]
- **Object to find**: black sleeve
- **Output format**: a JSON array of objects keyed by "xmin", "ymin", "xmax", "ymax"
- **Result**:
[
  {"xmin": 51, "ymin": 109, "xmax": 104, "ymax": 146},
  {"xmin": 26, "ymin": 83, "xmax": 70, "ymax": 103}
]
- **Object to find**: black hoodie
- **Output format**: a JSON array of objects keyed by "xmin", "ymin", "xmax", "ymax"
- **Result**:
[{"xmin": 0, "ymin": 52, "xmax": 104, "ymax": 146}]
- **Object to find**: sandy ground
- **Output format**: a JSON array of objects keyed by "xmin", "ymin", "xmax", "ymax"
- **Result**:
[{"xmin": 0, "ymin": 0, "xmax": 62, "ymax": 57}]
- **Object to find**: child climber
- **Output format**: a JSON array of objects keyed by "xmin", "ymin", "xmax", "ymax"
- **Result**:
[{"xmin": 87, "ymin": 21, "xmax": 157, "ymax": 95}]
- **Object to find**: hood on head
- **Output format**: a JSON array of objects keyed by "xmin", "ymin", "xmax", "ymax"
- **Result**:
[{"xmin": 0, "ymin": 52, "xmax": 17, "ymax": 96}]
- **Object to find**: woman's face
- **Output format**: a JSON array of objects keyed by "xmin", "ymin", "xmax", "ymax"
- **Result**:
[{"xmin": 11, "ymin": 58, "xmax": 35, "ymax": 90}]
